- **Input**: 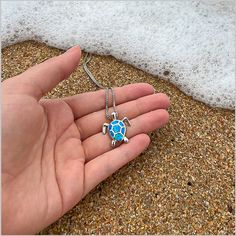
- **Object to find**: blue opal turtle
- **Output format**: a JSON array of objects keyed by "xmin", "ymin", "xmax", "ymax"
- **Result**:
[{"xmin": 102, "ymin": 112, "xmax": 131, "ymax": 147}]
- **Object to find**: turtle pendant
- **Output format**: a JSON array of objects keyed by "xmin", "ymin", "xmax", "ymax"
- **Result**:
[{"xmin": 102, "ymin": 112, "xmax": 131, "ymax": 147}]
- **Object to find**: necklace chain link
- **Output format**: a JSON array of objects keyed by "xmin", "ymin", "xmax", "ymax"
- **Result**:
[{"xmin": 82, "ymin": 52, "xmax": 118, "ymax": 120}]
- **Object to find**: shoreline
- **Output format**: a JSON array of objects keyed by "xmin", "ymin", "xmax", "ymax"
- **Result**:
[
  {"xmin": 2, "ymin": 41, "xmax": 235, "ymax": 235},
  {"xmin": 2, "ymin": 41, "xmax": 234, "ymax": 112}
]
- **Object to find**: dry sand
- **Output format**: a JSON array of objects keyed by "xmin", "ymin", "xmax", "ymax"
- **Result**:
[{"xmin": 2, "ymin": 41, "xmax": 235, "ymax": 235}]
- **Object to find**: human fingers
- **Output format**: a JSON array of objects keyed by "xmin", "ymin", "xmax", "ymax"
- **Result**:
[
  {"xmin": 82, "ymin": 109, "xmax": 169, "ymax": 161},
  {"xmin": 64, "ymin": 83, "xmax": 155, "ymax": 119},
  {"xmin": 76, "ymin": 93, "xmax": 170, "ymax": 140}
]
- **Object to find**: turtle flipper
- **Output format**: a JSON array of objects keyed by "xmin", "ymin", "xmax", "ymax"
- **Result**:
[
  {"xmin": 102, "ymin": 123, "xmax": 109, "ymax": 135},
  {"xmin": 122, "ymin": 117, "xmax": 131, "ymax": 127},
  {"xmin": 111, "ymin": 140, "xmax": 117, "ymax": 147},
  {"xmin": 123, "ymin": 136, "xmax": 129, "ymax": 143}
]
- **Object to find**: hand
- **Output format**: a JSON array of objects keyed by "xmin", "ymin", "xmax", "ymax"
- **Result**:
[{"xmin": 2, "ymin": 46, "xmax": 170, "ymax": 234}]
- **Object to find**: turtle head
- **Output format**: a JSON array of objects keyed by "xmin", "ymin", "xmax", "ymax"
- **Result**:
[{"xmin": 111, "ymin": 111, "xmax": 118, "ymax": 120}]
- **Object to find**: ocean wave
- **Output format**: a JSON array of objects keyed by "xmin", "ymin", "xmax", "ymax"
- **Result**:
[{"xmin": 1, "ymin": 1, "xmax": 235, "ymax": 109}]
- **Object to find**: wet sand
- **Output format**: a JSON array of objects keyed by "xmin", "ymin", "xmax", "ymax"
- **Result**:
[{"xmin": 2, "ymin": 41, "xmax": 235, "ymax": 235}]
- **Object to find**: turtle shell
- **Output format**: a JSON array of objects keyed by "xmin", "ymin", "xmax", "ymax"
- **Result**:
[{"xmin": 108, "ymin": 119, "xmax": 126, "ymax": 141}]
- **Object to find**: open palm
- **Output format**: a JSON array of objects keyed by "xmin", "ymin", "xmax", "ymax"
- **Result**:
[{"xmin": 2, "ymin": 46, "xmax": 169, "ymax": 234}]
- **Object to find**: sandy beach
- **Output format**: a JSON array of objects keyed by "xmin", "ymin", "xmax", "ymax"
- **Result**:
[{"xmin": 2, "ymin": 41, "xmax": 235, "ymax": 234}]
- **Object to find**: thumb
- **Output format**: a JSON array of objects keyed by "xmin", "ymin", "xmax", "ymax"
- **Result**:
[{"xmin": 3, "ymin": 45, "xmax": 81, "ymax": 100}]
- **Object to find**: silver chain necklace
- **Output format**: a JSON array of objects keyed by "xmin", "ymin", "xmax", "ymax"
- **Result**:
[{"xmin": 82, "ymin": 52, "xmax": 131, "ymax": 147}]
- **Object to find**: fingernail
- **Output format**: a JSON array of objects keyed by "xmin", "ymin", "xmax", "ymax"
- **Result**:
[{"xmin": 65, "ymin": 45, "xmax": 80, "ymax": 54}]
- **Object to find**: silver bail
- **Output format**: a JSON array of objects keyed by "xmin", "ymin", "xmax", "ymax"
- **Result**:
[{"xmin": 111, "ymin": 111, "xmax": 118, "ymax": 120}]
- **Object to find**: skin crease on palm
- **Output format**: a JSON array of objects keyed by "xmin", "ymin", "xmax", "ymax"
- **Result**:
[{"xmin": 2, "ymin": 45, "xmax": 170, "ymax": 234}]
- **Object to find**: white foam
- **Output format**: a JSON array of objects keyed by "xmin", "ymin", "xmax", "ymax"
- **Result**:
[{"xmin": 1, "ymin": 1, "xmax": 235, "ymax": 109}]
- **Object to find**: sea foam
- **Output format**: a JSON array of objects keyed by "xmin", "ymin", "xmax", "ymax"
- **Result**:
[{"xmin": 1, "ymin": 1, "xmax": 235, "ymax": 109}]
